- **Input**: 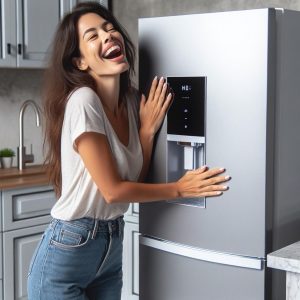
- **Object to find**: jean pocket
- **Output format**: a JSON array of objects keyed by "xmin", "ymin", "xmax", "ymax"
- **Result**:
[{"xmin": 50, "ymin": 220, "xmax": 91, "ymax": 250}]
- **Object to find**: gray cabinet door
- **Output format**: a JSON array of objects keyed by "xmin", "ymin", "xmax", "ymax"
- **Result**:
[
  {"xmin": 122, "ymin": 221, "xmax": 139, "ymax": 300},
  {"xmin": 16, "ymin": 0, "xmax": 61, "ymax": 68},
  {"xmin": 3, "ymin": 224, "xmax": 47, "ymax": 300},
  {"xmin": 61, "ymin": 0, "xmax": 108, "ymax": 16},
  {"xmin": 0, "ymin": 0, "xmax": 16, "ymax": 67}
]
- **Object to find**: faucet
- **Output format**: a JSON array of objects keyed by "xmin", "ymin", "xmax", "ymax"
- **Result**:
[{"xmin": 18, "ymin": 100, "xmax": 41, "ymax": 170}]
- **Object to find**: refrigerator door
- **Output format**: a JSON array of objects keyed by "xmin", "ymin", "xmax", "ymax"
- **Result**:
[
  {"xmin": 140, "ymin": 238, "xmax": 265, "ymax": 300},
  {"xmin": 139, "ymin": 8, "xmax": 275, "ymax": 258}
]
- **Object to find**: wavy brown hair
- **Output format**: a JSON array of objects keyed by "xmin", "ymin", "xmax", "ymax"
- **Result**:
[{"xmin": 43, "ymin": 2, "xmax": 135, "ymax": 197}]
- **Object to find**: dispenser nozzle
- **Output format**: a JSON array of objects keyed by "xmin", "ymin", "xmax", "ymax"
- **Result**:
[{"xmin": 184, "ymin": 146, "xmax": 194, "ymax": 170}]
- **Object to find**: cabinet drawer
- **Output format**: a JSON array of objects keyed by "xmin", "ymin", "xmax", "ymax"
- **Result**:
[{"xmin": 2, "ymin": 185, "xmax": 55, "ymax": 231}]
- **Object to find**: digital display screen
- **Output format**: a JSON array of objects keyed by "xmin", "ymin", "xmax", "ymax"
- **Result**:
[{"xmin": 167, "ymin": 77, "xmax": 206, "ymax": 137}]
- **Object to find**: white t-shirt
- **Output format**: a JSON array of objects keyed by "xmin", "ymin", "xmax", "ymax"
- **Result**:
[{"xmin": 51, "ymin": 87, "xmax": 143, "ymax": 221}]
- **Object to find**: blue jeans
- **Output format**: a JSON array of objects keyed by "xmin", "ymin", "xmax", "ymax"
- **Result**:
[{"xmin": 27, "ymin": 216, "xmax": 124, "ymax": 300}]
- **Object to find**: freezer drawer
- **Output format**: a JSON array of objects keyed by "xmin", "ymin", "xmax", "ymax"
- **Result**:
[
  {"xmin": 140, "ymin": 199, "xmax": 267, "ymax": 258},
  {"xmin": 140, "ymin": 237, "xmax": 265, "ymax": 300}
]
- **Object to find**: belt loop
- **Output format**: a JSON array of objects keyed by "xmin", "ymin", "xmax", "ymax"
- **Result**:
[
  {"xmin": 118, "ymin": 217, "xmax": 122, "ymax": 237},
  {"xmin": 91, "ymin": 219, "xmax": 98, "ymax": 240},
  {"xmin": 50, "ymin": 218, "xmax": 57, "ymax": 229},
  {"xmin": 108, "ymin": 222, "xmax": 113, "ymax": 236}
]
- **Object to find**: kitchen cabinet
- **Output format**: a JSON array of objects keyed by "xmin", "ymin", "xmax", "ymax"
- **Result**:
[
  {"xmin": 61, "ymin": 0, "xmax": 109, "ymax": 13},
  {"xmin": 0, "ymin": 0, "xmax": 109, "ymax": 68},
  {"xmin": 3, "ymin": 224, "xmax": 47, "ymax": 300},
  {"xmin": 122, "ymin": 203, "xmax": 139, "ymax": 300},
  {"xmin": 0, "ymin": 185, "xmax": 55, "ymax": 300},
  {"xmin": 0, "ymin": 0, "xmax": 15, "ymax": 67},
  {"xmin": 0, "ymin": 0, "xmax": 61, "ymax": 68}
]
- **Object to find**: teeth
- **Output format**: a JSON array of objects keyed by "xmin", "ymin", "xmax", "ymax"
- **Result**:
[{"xmin": 103, "ymin": 45, "xmax": 121, "ymax": 58}]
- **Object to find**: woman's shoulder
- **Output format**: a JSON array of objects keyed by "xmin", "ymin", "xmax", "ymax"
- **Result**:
[
  {"xmin": 68, "ymin": 86, "xmax": 99, "ymax": 102},
  {"xmin": 66, "ymin": 87, "xmax": 101, "ymax": 110}
]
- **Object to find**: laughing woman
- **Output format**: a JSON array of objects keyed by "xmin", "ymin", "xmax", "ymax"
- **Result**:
[{"xmin": 27, "ymin": 2, "xmax": 230, "ymax": 300}]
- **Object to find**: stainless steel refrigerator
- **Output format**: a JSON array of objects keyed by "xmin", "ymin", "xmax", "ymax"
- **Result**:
[{"xmin": 138, "ymin": 8, "xmax": 300, "ymax": 300}]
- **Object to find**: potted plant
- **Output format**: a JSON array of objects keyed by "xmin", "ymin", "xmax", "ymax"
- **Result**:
[{"xmin": 0, "ymin": 148, "xmax": 15, "ymax": 169}]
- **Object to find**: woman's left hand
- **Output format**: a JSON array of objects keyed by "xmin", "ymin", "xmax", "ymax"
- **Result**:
[{"xmin": 139, "ymin": 76, "xmax": 173, "ymax": 138}]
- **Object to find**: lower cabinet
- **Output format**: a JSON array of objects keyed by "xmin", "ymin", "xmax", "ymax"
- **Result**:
[
  {"xmin": 3, "ymin": 224, "xmax": 47, "ymax": 300},
  {"xmin": 1, "ymin": 185, "xmax": 55, "ymax": 300},
  {"xmin": 122, "ymin": 204, "xmax": 139, "ymax": 300}
]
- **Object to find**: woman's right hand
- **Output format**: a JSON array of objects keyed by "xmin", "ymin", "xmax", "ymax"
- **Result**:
[
  {"xmin": 176, "ymin": 166, "xmax": 230, "ymax": 198},
  {"xmin": 139, "ymin": 76, "xmax": 173, "ymax": 139}
]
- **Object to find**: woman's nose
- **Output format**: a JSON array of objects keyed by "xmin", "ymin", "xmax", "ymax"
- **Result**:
[{"xmin": 103, "ymin": 32, "xmax": 113, "ymax": 44}]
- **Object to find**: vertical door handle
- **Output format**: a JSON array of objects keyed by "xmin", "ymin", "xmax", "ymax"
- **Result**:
[
  {"xmin": 18, "ymin": 44, "xmax": 22, "ymax": 55},
  {"xmin": 7, "ymin": 43, "xmax": 11, "ymax": 55}
]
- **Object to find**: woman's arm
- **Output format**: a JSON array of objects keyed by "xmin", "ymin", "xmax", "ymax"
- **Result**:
[
  {"xmin": 76, "ymin": 132, "xmax": 229, "ymax": 204},
  {"xmin": 138, "ymin": 128, "xmax": 154, "ymax": 182}
]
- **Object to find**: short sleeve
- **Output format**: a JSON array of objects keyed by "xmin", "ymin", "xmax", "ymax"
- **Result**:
[{"xmin": 65, "ymin": 87, "xmax": 106, "ymax": 151}]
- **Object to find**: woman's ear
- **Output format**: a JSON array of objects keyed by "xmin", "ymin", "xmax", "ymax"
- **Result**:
[{"xmin": 72, "ymin": 57, "xmax": 88, "ymax": 71}]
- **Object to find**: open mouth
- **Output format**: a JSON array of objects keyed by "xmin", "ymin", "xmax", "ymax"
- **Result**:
[{"xmin": 102, "ymin": 43, "xmax": 123, "ymax": 60}]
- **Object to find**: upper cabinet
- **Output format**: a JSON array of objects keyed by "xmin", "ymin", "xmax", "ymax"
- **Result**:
[
  {"xmin": 18, "ymin": 0, "xmax": 61, "ymax": 68},
  {"xmin": 0, "ymin": 0, "xmax": 61, "ymax": 68},
  {"xmin": 61, "ymin": 0, "xmax": 108, "ymax": 14},
  {"xmin": 0, "ymin": 0, "xmax": 15, "ymax": 67},
  {"xmin": 0, "ymin": 0, "xmax": 108, "ymax": 69}
]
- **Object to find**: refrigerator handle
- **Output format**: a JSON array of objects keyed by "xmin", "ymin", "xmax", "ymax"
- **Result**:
[{"xmin": 140, "ymin": 235, "xmax": 265, "ymax": 270}]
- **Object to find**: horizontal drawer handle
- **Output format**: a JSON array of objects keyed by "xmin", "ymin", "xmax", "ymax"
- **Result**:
[{"xmin": 140, "ymin": 235, "xmax": 265, "ymax": 270}]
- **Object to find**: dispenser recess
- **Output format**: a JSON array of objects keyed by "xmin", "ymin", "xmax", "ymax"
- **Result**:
[{"xmin": 167, "ymin": 76, "xmax": 206, "ymax": 207}]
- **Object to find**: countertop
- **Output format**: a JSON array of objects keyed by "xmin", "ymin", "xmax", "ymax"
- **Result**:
[
  {"xmin": 0, "ymin": 165, "xmax": 51, "ymax": 190},
  {"xmin": 267, "ymin": 241, "xmax": 300, "ymax": 273}
]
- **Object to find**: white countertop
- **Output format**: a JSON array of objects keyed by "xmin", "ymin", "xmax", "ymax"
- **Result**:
[{"xmin": 267, "ymin": 241, "xmax": 300, "ymax": 274}]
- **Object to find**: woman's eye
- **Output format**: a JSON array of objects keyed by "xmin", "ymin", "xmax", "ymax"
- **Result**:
[
  {"xmin": 88, "ymin": 34, "xmax": 97, "ymax": 40},
  {"xmin": 107, "ymin": 27, "xmax": 115, "ymax": 32}
]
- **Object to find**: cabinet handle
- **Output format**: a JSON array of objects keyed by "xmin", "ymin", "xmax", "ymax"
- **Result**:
[
  {"xmin": 7, "ymin": 43, "xmax": 11, "ymax": 55},
  {"xmin": 18, "ymin": 44, "xmax": 22, "ymax": 55}
]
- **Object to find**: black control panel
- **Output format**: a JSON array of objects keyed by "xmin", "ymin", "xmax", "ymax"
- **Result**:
[{"xmin": 167, "ymin": 77, "xmax": 206, "ymax": 137}]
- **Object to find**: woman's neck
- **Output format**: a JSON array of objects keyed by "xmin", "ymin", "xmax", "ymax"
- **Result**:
[{"xmin": 95, "ymin": 76, "xmax": 121, "ymax": 116}]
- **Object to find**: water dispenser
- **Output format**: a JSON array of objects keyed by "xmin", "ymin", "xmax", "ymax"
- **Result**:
[{"xmin": 167, "ymin": 76, "xmax": 206, "ymax": 207}]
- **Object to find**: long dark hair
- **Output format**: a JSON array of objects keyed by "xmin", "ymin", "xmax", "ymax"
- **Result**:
[{"xmin": 43, "ymin": 2, "xmax": 135, "ymax": 197}]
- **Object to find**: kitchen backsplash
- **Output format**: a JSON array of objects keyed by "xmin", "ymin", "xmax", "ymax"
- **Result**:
[{"xmin": 0, "ymin": 69, "xmax": 45, "ymax": 167}]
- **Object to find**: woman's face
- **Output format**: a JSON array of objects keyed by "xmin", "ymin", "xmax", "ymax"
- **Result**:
[{"xmin": 75, "ymin": 13, "xmax": 129, "ymax": 80}]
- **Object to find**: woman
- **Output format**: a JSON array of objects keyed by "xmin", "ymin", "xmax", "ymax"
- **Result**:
[{"xmin": 27, "ymin": 2, "xmax": 230, "ymax": 299}]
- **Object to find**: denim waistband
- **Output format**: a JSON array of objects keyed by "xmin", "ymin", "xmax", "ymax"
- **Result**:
[{"xmin": 51, "ymin": 216, "xmax": 124, "ymax": 239}]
